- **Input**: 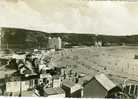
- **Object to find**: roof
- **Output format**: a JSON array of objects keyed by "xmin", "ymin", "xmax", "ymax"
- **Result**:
[
  {"xmin": 62, "ymin": 80, "xmax": 82, "ymax": 94},
  {"xmin": 94, "ymin": 74, "xmax": 116, "ymax": 91},
  {"xmin": 21, "ymin": 91, "xmax": 33, "ymax": 96},
  {"xmin": 12, "ymin": 54, "xmax": 26, "ymax": 59},
  {"xmin": 43, "ymin": 87, "xmax": 65, "ymax": 95},
  {"xmin": 0, "ymin": 70, "xmax": 16, "ymax": 79},
  {"xmin": 62, "ymin": 80, "xmax": 75, "ymax": 88}
]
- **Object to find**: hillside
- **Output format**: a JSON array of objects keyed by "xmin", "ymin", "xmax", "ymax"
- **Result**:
[
  {"xmin": 3, "ymin": 28, "xmax": 138, "ymax": 49},
  {"xmin": 49, "ymin": 46, "xmax": 138, "ymax": 84}
]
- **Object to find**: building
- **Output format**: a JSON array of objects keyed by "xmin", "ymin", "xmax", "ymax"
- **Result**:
[
  {"xmin": 83, "ymin": 74, "xmax": 117, "ymax": 98},
  {"xmin": 6, "ymin": 79, "xmax": 36, "ymax": 94},
  {"xmin": 55, "ymin": 37, "xmax": 62, "ymax": 50},
  {"xmin": 4, "ymin": 90, "xmax": 39, "ymax": 97},
  {"xmin": 94, "ymin": 41, "xmax": 102, "ymax": 47},
  {"xmin": 6, "ymin": 81, "xmax": 21, "ymax": 93},
  {"xmin": 53, "ymin": 78, "xmax": 61, "ymax": 88},
  {"xmin": 123, "ymin": 84, "xmax": 138, "ymax": 98},
  {"xmin": 0, "ymin": 28, "xmax": 2, "ymax": 50},
  {"xmin": 0, "ymin": 72, "xmax": 5, "ymax": 95},
  {"xmin": 61, "ymin": 80, "xmax": 83, "ymax": 98},
  {"xmin": 0, "ymin": 28, "xmax": 4, "ymax": 50},
  {"xmin": 43, "ymin": 87, "xmax": 65, "ymax": 97},
  {"xmin": 38, "ymin": 74, "xmax": 53, "ymax": 87},
  {"xmin": 48, "ymin": 37, "xmax": 62, "ymax": 50}
]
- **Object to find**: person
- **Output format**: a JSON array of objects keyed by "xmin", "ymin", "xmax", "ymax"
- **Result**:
[
  {"xmin": 17, "ymin": 60, "xmax": 24, "ymax": 70},
  {"xmin": 25, "ymin": 54, "xmax": 34, "ymax": 74},
  {"xmin": 32, "ymin": 58, "xmax": 39, "ymax": 73}
]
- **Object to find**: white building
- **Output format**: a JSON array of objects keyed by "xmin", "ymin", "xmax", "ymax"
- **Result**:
[
  {"xmin": 48, "ymin": 37, "xmax": 62, "ymax": 50},
  {"xmin": 48, "ymin": 37, "xmax": 53, "ymax": 49},
  {"xmin": 55, "ymin": 37, "xmax": 62, "ymax": 50},
  {"xmin": 53, "ymin": 79, "xmax": 61, "ymax": 88}
]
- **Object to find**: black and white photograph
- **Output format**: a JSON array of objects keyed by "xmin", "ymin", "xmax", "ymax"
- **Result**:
[{"xmin": 0, "ymin": 0, "xmax": 138, "ymax": 98}]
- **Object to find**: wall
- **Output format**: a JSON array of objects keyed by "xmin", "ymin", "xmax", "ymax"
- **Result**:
[
  {"xmin": 61, "ymin": 85, "xmax": 70, "ymax": 97},
  {"xmin": 83, "ymin": 78, "xmax": 107, "ymax": 98},
  {"xmin": 70, "ymin": 89, "xmax": 82, "ymax": 98},
  {"xmin": 48, "ymin": 37, "xmax": 62, "ymax": 50}
]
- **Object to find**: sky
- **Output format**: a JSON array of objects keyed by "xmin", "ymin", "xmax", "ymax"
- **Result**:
[{"xmin": 1, "ymin": 0, "xmax": 138, "ymax": 35}]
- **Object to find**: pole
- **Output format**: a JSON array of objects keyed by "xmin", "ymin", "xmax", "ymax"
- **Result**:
[
  {"xmin": 133, "ymin": 85, "xmax": 136, "ymax": 95},
  {"xmin": 129, "ymin": 84, "xmax": 132, "ymax": 95},
  {"xmin": 19, "ymin": 81, "xmax": 22, "ymax": 97}
]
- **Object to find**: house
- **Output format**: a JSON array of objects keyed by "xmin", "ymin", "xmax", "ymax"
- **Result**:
[
  {"xmin": 6, "ymin": 79, "xmax": 35, "ymax": 94},
  {"xmin": 48, "ymin": 37, "xmax": 53, "ymax": 49},
  {"xmin": 43, "ymin": 87, "xmax": 65, "ymax": 97},
  {"xmin": 38, "ymin": 74, "xmax": 52, "ymax": 87},
  {"xmin": 10, "ymin": 92, "xmax": 20, "ymax": 96},
  {"xmin": 61, "ymin": 80, "xmax": 83, "ymax": 98},
  {"xmin": 53, "ymin": 78, "xmax": 61, "ymax": 88},
  {"xmin": 83, "ymin": 74, "xmax": 118, "ymax": 98},
  {"xmin": 21, "ymin": 80, "xmax": 31, "ymax": 91},
  {"xmin": 4, "ymin": 90, "xmax": 39, "ymax": 97},
  {"xmin": 0, "ymin": 71, "xmax": 20, "ymax": 95},
  {"xmin": 6, "ymin": 81, "xmax": 21, "ymax": 93},
  {"xmin": 0, "ymin": 28, "xmax": 2, "ymax": 50}
]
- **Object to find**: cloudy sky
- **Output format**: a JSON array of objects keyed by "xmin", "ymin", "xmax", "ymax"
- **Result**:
[{"xmin": 0, "ymin": 0, "xmax": 138, "ymax": 35}]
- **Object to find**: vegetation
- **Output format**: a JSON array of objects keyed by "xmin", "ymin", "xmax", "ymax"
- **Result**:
[{"xmin": 3, "ymin": 28, "xmax": 138, "ymax": 49}]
